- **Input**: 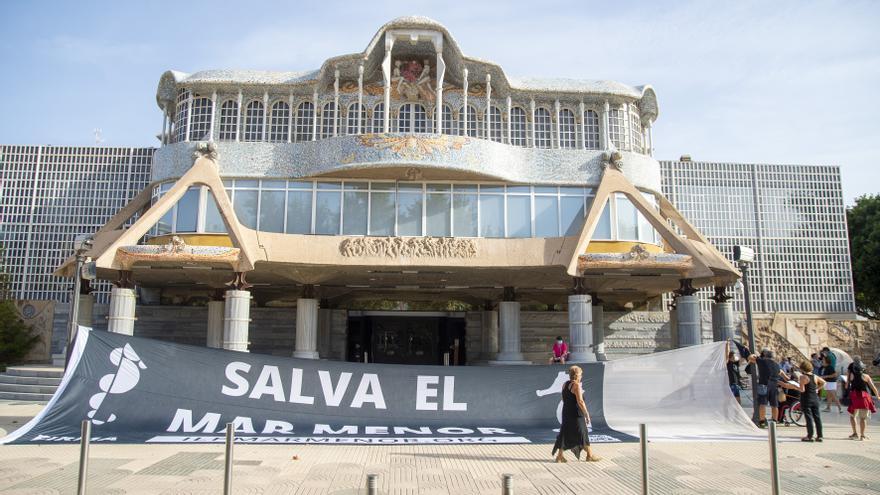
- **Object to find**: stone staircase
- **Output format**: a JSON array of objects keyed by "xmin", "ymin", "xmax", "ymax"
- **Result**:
[{"xmin": 0, "ymin": 366, "xmax": 63, "ymax": 402}]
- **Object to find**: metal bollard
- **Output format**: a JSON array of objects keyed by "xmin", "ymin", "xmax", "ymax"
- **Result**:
[
  {"xmin": 639, "ymin": 423, "xmax": 649, "ymax": 495},
  {"xmin": 224, "ymin": 423, "xmax": 234, "ymax": 495},
  {"xmin": 77, "ymin": 420, "xmax": 91, "ymax": 495},
  {"xmin": 768, "ymin": 421, "xmax": 780, "ymax": 495},
  {"xmin": 501, "ymin": 473, "xmax": 513, "ymax": 494},
  {"xmin": 366, "ymin": 473, "xmax": 378, "ymax": 495}
]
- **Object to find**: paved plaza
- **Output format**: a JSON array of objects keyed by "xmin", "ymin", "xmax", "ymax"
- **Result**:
[{"xmin": 1, "ymin": 400, "xmax": 878, "ymax": 494}]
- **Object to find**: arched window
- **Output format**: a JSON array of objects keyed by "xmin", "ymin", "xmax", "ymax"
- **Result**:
[
  {"xmin": 488, "ymin": 106, "xmax": 503, "ymax": 142},
  {"xmin": 629, "ymin": 106, "xmax": 643, "ymax": 153},
  {"xmin": 583, "ymin": 109, "xmax": 600, "ymax": 149},
  {"xmin": 397, "ymin": 104, "xmax": 412, "ymax": 133},
  {"xmin": 269, "ymin": 101, "xmax": 290, "ymax": 142},
  {"xmin": 188, "ymin": 96, "xmax": 213, "ymax": 141},
  {"xmin": 462, "ymin": 105, "xmax": 480, "ymax": 138},
  {"xmin": 413, "ymin": 103, "xmax": 428, "ymax": 133},
  {"xmin": 534, "ymin": 108, "xmax": 552, "ymax": 148},
  {"xmin": 174, "ymin": 89, "xmax": 189, "ymax": 143},
  {"xmin": 320, "ymin": 102, "xmax": 336, "ymax": 138},
  {"xmin": 243, "ymin": 100, "xmax": 264, "ymax": 142},
  {"xmin": 295, "ymin": 102, "xmax": 314, "ymax": 142},
  {"xmin": 371, "ymin": 103, "xmax": 385, "ymax": 133},
  {"xmin": 218, "ymin": 100, "xmax": 238, "ymax": 140},
  {"xmin": 347, "ymin": 102, "xmax": 365, "ymax": 135},
  {"xmin": 608, "ymin": 106, "xmax": 627, "ymax": 150},
  {"xmin": 442, "ymin": 105, "xmax": 457, "ymax": 135},
  {"xmin": 510, "ymin": 107, "xmax": 527, "ymax": 146},
  {"xmin": 559, "ymin": 108, "xmax": 576, "ymax": 149}
]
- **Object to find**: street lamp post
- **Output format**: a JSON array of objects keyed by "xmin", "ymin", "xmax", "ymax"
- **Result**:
[
  {"xmin": 65, "ymin": 234, "xmax": 93, "ymax": 370},
  {"xmin": 734, "ymin": 245, "xmax": 759, "ymax": 424}
]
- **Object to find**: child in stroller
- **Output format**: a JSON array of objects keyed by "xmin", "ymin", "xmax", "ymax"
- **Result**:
[{"xmin": 777, "ymin": 377, "xmax": 804, "ymax": 426}]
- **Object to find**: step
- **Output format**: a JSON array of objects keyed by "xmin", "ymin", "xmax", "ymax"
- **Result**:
[
  {"xmin": 5, "ymin": 366, "xmax": 64, "ymax": 378},
  {"xmin": 0, "ymin": 383, "xmax": 59, "ymax": 395},
  {"xmin": 0, "ymin": 375, "xmax": 61, "ymax": 386},
  {"xmin": 0, "ymin": 391, "xmax": 52, "ymax": 402}
]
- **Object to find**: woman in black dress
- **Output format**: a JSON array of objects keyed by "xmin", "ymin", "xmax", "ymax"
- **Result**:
[{"xmin": 552, "ymin": 365, "xmax": 601, "ymax": 462}]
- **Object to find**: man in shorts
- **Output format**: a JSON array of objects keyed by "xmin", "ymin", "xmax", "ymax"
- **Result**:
[{"xmin": 748, "ymin": 349, "xmax": 788, "ymax": 427}]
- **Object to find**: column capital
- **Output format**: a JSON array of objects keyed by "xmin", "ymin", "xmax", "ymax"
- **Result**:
[
  {"xmin": 711, "ymin": 285, "xmax": 733, "ymax": 303},
  {"xmin": 226, "ymin": 271, "xmax": 252, "ymax": 291},
  {"xmin": 302, "ymin": 284, "xmax": 316, "ymax": 299},
  {"xmin": 502, "ymin": 286, "xmax": 516, "ymax": 302},
  {"xmin": 572, "ymin": 277, "xmax": 588, "ymax": 295},
  {"xmin": 113, "ymin": 270, "xmax": 134, "ymax": 289},
  {"xmin": 674, "ymin": 278, "xmax": 698, "ymax": 297}
]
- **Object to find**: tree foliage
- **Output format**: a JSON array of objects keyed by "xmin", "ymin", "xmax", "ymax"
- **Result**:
[
  {"xmin": 847, "ymin": 194, "xmax": 880, "ymax": 319},
  {"xmin": 0, "ymin": 242, "xmax": 41, "ymax": 370}
]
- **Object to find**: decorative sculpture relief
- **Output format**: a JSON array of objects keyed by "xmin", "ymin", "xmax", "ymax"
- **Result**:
[
  {"xmin": 392, "ymin": 59, "xmax": 435, "ymax": 100},
  {"xmin": 359, "ymin": 134, "xmax": 469, "ymax": 160},
  {"xmin": 193, "ymin": 141, "xmax": 218, "ymax": 161},
  {"xmin": 339, "ymin": 237, "xmax": 477, "ymax": 258}
]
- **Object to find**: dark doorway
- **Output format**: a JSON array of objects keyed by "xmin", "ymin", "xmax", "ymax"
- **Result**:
[{"xmin": 347, "ymin": 313, "xmax": 466, "ymax": 365}]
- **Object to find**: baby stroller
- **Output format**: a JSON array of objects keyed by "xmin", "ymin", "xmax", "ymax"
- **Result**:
[{"xmin": 777, "ymin": 380, "xmax": 804, "ymax": 427}]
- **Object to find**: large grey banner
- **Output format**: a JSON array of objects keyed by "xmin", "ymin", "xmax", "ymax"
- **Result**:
[{"xmin": 3, "ymin": 329, "xmax": 630, "ymax": 444}]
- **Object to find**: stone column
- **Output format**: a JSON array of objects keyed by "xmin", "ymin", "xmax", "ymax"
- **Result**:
[
  {"xmin": 568, "ymin": 293, "xmax": 596, "ymax": 363},
  {"xmin": 592, "ymin": 296, "xmax": 606, "ymax": 361},
  {"xmin": 223, "ymin": 289, "xmax": 251, "ymax": 352},
  {"xmin": 490, "ymin": 287, "xmax": 529, "ymax": 364},
  {"xmin": 480, "ymin": 302, "xmax": 499, "ymax": 361},
  {"xmin": 294, "ymin": 297, "xmax": 319, "ymax": 359},
  {"xmin": 206, "ymin": 299, "xmax": 224, "ymax": 349},
  {"xmin": 675, "ymin": 279, "xmax": 701, "ymax": 347},
  {"xmin": 711, "ymin": 286, "xmax": 735, "ymax": 341},
  {"xmin": 77, "ymin": 293, "xmax": 95, "ymax": 329},
  {"xmin": 107, "ymin": 287, "xmax": 136, "ymax": 335}
]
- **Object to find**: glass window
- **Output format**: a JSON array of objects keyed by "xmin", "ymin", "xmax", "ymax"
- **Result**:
[
  {"xmin": 630, "ymin": 107, "xmax": 643, "ymax": 153},
  {"xmin": 259, "ymin": 190, "xmax": 285, "ymax": 233},
  {"xmin": 583, "ymin": 109, "xmax": 600, "ymax": 150},
  {"xmin": 510, "ymin": 107, "xmax": 527, "ymax": 146},
  {"xmin": 204, "ymin": 189, "xmax": 227, "ymax": 233},
  {"xmin": 343, "ymin": 190, "xmax": 368, "ymax": 235},
  {"xmin": 243, "ymin": 100, "xmax": 264, "ymax": 142},
  {"xmin": 173, "ymin": 89, "xmax": 189, "ymax": 143},
  {"xmin": 488, "ymin": 106, "xmax": 503, "ymax": 142},
  {"xmin": 463, "ymin": 105, "xmax": 480, "ymax": 138},
  {"xmin": 616, "ymin": 193, "xmax": 638, "ymax": 240},
  {"xmin": 321, "ymin": 102, "xmax": 336, "ymax": 138},
  {"xmin": 413, "ymin": 104, "xmax": 429, "ymax": 133},
  {"xmin": 174, "ymin": 187, "xmax": 200, "ymax": 232},
  {"xmin": 561, "ymin": 196, "xmax": 585, "ymax": 236},
  {"xmin": 218, "ymin": 100, "xmax": 238, "ymax": 140},
  {"xmin": 269, "ymin": 101, "xmax": 290, "ymax": 142},
  {"xmin": 346, "ymin": 102, "xmax": 365, "ymax": 135},
  {"xmin": 397, "ymin": 186, "xmax": 423, "ymax": 236},
  {"xmin": 608, "ymin": 106, "xmax": 627, "ymax": 151},
  {"xmin": 295, "ymin": 102, "xmax": 314, "ymax": 142},
  {"xmin": 453, "ymin": 192, "xmax": 478, "ymax": 237},
  {"xmin": 233, "ymin": 189, "xmax": 258, "ymax": 229},
  {"xmin": 507, "ymin": 195, "xmax": 531, "ymax": 237},
  {"xmin": 592, "ymin": 199, "xmax": 612, "ymax": 239},
  {"xmin": 286, "ymin": 190, "xmax": 312, "ymax": 234},
  {"xmin": 189, "ymin": 97, "xmax": 213, "ymax": 141},
  {"xmin": 426, "ymin": 192, "xmax": 451, "ymax": 236},
  {"xmin": 315, "ymin": 191, "xmax": 340, "ymax": 234},
  {"xmin": 534, "ymin": 108, "xmax": 552, "ymax": 148},
  {"xmin": 369, "ymin": 189, "xmax": 395, "ymax": 236},
  {"xmin": 397, "ymin": 104, "xmax": 412, "ymax": 133},
  {"xmin": 480, "ymin": 194, "xmax": 504, "ymax": 238},
  {"xmin": 534, "ymin": 195, "xmax": 559, "ymax": 237},
  {"xmin": 559, "ymin": 109, "xmax": 576, "ymax": 149},
  {"xmin": 442, "ymin": 105, "xmax": 457, "ymax": 135},
  {"xmin": 371, "ymin": 103, "xmax": 384, "ymax": 133},
  {"xmin": 638, "ymin": 192, "xmax": 658, "ymax": 243}
]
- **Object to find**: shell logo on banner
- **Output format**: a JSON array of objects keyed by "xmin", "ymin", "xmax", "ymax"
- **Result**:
[{"xmin": 87, "ymin": 343, "xmax": 148, "ymax": 425}]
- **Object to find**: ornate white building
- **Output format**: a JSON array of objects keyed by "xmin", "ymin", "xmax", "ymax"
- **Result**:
[{"xmin": 57, "ymin": 17, "xmax": 740, "ymax": 365}]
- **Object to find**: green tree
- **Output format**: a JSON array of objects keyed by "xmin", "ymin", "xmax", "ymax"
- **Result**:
[
  {"xmin": 0, "ymin": 242, "xmax": 41, "ymax": 370},
  {"xmin": 847, "ymin": 194, "xmax": 880, "ymax": 319}
]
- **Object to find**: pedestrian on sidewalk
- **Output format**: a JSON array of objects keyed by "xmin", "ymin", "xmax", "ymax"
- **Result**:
[
  {"xmin": 782, "ymin": 360, "xmax": 825, "ymax": 442},
  {"xmin": 846, "ymin": 363, "xmax": 879, "ymax": 441},
  {"xmin": 820, "ymin": 355, "xmax": 843, "ymax": 413},
  {"xmin": 552, "ymin": 365, "xmax": 601, "ymax": 463},
  {"xmin": 727, "ymin": 351, "xmax": 742, "ymax": 405},
  {"xmin": 747, "ymin": 349, "xmax": 787, "ymax": 427}
]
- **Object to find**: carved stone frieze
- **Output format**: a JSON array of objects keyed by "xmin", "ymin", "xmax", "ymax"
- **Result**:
[{"xmin": 339, "ymin": 236, "xmax": 477, "ymax": 258}]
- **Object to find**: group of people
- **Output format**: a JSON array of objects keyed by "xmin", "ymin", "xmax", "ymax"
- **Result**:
[{"xmin": 729, "ymin": 346, "xmax": 878, "ymax": 441}]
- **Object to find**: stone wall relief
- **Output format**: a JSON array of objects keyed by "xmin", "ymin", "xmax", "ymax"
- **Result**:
[{"xmin": 339, "ymin": 236, "xmax": 477, "ymax": 259}]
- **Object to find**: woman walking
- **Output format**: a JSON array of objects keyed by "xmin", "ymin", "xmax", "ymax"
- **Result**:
[
  {"xmin": 847, "ymin": 363, "xmax": 879, "ymax": 440},
  {"xmin": 552, "ymin": 366, "xmax": 601, "ymax": 462},
  {"xmin": 783, "ymin": 361, "xmax": 826, "ymax": 442}
]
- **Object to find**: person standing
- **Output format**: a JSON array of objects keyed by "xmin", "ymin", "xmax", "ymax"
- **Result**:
[
  {"xmin": 747, "ymin": 349, "xmax": 787, "ymax": 427},
  {"xmin": 782, "ymin": 361, "xmax": 826, "ymax": 442},
  {"xmin": 847, "ymin": 363, "xmax": 879, "ymax": 441},
  {"xmin": 727, "ymin": 351, "xmax": 742, "ymax": 405},
  {"xmin": 552, "ymin": 366, "xmax": 601, "ymax": 462},
  {"xmin": 820, "ymin": 355, "xmax": 842, "ymax": 413},
  {"xmin": 549, "ymin": 336, "xmax": 570, "ymax": 364}
]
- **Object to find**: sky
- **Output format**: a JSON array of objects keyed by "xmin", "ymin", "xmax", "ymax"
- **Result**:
[{"xmin": 1, "ymin": 0, "xmax": 878, "ymax": 205}]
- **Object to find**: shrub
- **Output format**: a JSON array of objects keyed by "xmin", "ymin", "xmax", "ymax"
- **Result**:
[{"xmin": 0, "ymin": 300, "xmax": 40, "ymax": 371}]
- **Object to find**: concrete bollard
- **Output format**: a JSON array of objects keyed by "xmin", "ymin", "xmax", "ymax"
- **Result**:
[
  {"xmin": 366, "ymin": 473, "xmax": 378, "ymax": 494},
  {"xmin": 224, "ymin": 423, "xmax": 234, "ymax": 494},
  {"xmin": 768, "ymin": 421, "xmax": 780, "ymax": 495},
  {"xmin": 640, "ymin": 423, "xmax": 649, "ymax": 494},
  {"xmin": 77, "ymin": 420, "xmax": 91, "ymax": 495},
  {"xmin": 502, "ymin": 473, "xmax": 514, "ymax": 494}
]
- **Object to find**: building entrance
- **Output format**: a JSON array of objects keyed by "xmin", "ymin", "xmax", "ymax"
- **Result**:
[{"xmin": 346, "ymin": 312, "xmax": 466, "ymax": 365}]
